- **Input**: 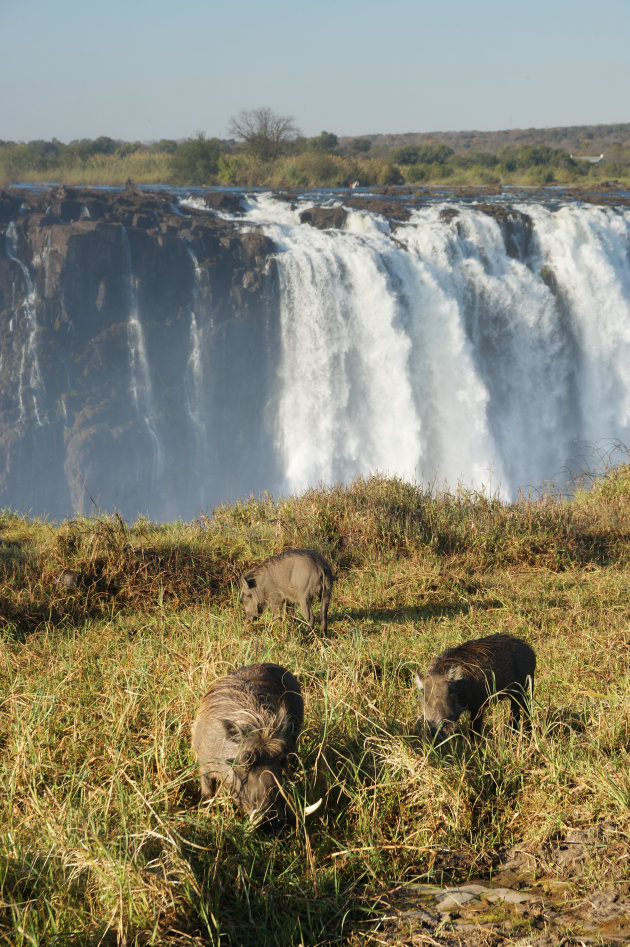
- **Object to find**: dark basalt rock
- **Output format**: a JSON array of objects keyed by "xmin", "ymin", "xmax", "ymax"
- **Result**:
[
  {"xmin": 0, "ymin": 190, "xmax": 23, "ymax": 222},
  {"xmin": 299, "ymin": 206, "xmax": 348, "ymax": 230},
  {"xmin": 0, "ymin": 185, "xmax": 280, "ymax": 520},
  {"xmin": 345, "ymin": 197, "xmax": 412, "ymax": 221},
  {"xmin": 202, "ymin": 192, "xmax": 247, "ymax": 215},
  {"xmin": 439, "ymin": 207, "xmax": 459, "ymax": 223},
  {"xmin": 474, "ymin": 204, "xmax": 534, "ymax": 259},
  {"xmin": 540, "ymin": 264, "xmax": 559, "ymax": 293}
]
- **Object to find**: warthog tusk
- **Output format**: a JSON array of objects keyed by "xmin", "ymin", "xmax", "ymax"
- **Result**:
[{"xmin": 304, "ymin": 798, "xmax": 322, "ymax": 816}]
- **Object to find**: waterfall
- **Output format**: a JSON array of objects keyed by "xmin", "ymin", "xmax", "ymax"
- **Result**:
[
  {"xmin": 238, "ymin": 195, "xmax": 630, "ymax": 499},
  {"xmin": 3, "ymin": 189, "xmax": 630, "ymax": 521},
  {"xmin": 183, "ymin": 246, "xmax": 208, "ymax": 444},
  {"xmin": 40, "ymin": 227, "xmax": 53, "ymax": 299},
  {"xmin": 186, "ymin": 312, "xmax": 204, "ymax": 428},
  {"xmin": 181, "ymin": 244, "xmax": 212, "ymax": 507},
  {"xmin": 121, "ymin": 227, "xmax": 164, "ymax": 485},
  {"xmin": 523, "ymin": 203, "xmax": 630, "ymax": 446},
  {"xmin": 6, "ymin": 222, "xmax": 45, "ymax": 427}
]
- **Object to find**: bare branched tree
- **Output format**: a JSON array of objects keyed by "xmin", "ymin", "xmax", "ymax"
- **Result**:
[{"xmin": 228, "ymin": 107, "xmax": 300, "ymax": 160}]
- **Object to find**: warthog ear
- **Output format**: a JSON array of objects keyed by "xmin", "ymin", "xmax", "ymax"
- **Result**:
[
  {"xmin": 415, "ymin": 673, "xmax": 425, "ymax": 692},
  {"xmin": 240, "ymin": 574, "xmax": 257, "ymax": 590},
  {"xmin": 276, "ymin": 706, "xmax": 295, "ymax": 742},
  {"xmin": 446, "ymin": 665, "xmax": 465, "ymax": 682}
]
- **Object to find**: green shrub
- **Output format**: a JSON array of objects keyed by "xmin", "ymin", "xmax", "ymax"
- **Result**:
[
  {"xmin": 307, "ymin": 131, "xmax": 339, "ymax": 153},
  {"xmin": 170, "ymin": 134, "xmax": 221, "ymax": 185},
  {"xmin": 403, "ymin": 162, "xmax": 429, "ymax": 182}
]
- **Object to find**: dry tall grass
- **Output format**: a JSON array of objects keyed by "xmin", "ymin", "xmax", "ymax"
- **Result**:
[{"xmin": 1, "ymin": 473, "xmax": 629, "ymax": 944}]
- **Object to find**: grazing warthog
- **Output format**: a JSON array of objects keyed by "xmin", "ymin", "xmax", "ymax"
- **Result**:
[
  {"xmin": 56, "ymin": 568, "xmax": 82, "ymax": 588},
  {"xmin": 240, "ymin": 549, "xmax": 333, "ymax": 636},
  {"xmin": 416, "ymin": 634, "xmax": 536, "ymax": 740},
  {"xmin": 191, "ymin": 663, "xmax": 304, "ymax": 832}
]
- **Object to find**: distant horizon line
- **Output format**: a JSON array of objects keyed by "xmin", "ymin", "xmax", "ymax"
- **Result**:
[{"xmin": 3, "ymin": 120, "xmax": 630, "ymax": 147}]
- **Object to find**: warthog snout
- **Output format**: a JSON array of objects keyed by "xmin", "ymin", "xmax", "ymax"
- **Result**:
[
  {"xmin": 424, "ymin": 718, "xmax": 461, "ymax": 742},
  {"xmin": 242, "ymin": 766, "xmax": 295, "ymax": 834}
]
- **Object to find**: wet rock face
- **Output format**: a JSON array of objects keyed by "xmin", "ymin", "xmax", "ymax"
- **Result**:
[
  {"xmin": 345, "ymin": 196, "xmax": 412, "ymax": 221},
  {"xmin": 299, "ymin": 206, "xmax": 348, "ymax": 230},
  {"xmin": 0, "ymin": 185, "xmax": 280, "ymax": 521}
]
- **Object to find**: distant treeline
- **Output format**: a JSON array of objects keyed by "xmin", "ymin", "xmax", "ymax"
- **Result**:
[
  {"xmin": 3, "ymin": 119, "xmax": 630, "ymax": 188},
  {"xmin": 361, "ymin": 122, "xmax": 630, "ymax": 156}
]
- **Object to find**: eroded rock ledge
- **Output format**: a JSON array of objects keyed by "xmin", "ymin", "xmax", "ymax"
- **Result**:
[{"xmin": 0, "ymin": 184, "xmax": 280, "ymax": 519}]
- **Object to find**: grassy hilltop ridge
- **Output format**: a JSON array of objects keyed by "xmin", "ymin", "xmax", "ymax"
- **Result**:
[{"xmin": 1, "ymin": 472, "xmax": 629, "ymax": 944}]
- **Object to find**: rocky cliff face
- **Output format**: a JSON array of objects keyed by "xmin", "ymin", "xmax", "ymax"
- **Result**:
[
  {"xmin": 0, "ymin": 184, "xmax": 280, "ymax": 520},
  {"xmin": 5, "ymin": 184, "xmax": 630, "ymax": 519}
]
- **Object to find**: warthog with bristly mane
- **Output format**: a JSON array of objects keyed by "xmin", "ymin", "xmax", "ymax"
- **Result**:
[
  {"xmin": 416, "ymin": 634, "xmax": 536, "ymax": 740},
  {"xmin": 191, "ymin": 663, "xmax": 306, "ymax": 832}
]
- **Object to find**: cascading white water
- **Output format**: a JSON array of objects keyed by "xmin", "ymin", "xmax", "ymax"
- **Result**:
[
  {"xmin": 38, "ymin": 228, "xmax": 53, "ymax": 300},
  {"xmin": 5, "ymin": 190, "xmax": 630, "ymax": 521},
  {"xmin": 242, "ymin": 198, "xmax": 423, "ymax": 488},
  {"xmin": 389, "ymin": 204, "xmax": 571, "ymax": 495},
  {"xmin": 238, "ymin": 195, "xmax": 630, "ymax": 499},
  {"xmin": 183, "ymin": 246, "xmax": 208, "ymax": 448},
  {"xmin": 6, "ymin": 222, "xmax": 45, "ymax": 427},
  {"xmin": 522, "ymin": 203, "xmax": 630, "ymax": 447},
  {"xmin": 187, "ymin": 315, "xmax": 204, "ymax": 418},
  {"xmin": 121, "ymin": 227, "xmax": 164, "ymax": 483}
]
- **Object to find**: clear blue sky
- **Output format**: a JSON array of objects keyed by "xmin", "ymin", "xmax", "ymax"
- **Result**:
[{"xmin": 3, "ymin": 0, "xmax": 629, "ymax": 143}]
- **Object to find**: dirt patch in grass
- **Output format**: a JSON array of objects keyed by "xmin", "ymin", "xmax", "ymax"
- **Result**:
[{"xmin": 370, "ymin": 826, "xmax": 630, "ymax": 945}]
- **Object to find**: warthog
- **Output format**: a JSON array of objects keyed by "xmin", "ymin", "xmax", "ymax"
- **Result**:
[
  {"xmin": 56, "ymin": 568, "xmax": 82, "ymax": 588},
  {"xmin": 191, "ymin": 663, "xmax": 304, "ymax": 832},
  {"xmin": 240, "ymin": 549, "xmax": 333, "ymax": 636},
  {"xmin": 416, "ymin": 634, "xmax": 536, "ymax": 740}
]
